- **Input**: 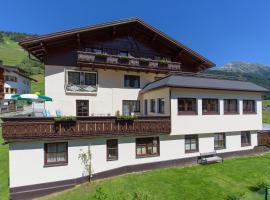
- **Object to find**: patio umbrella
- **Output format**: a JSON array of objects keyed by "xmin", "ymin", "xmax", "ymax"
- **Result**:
[{"xmin": 11, "ymin": 94, "xmax": 52, "ymax": 101}]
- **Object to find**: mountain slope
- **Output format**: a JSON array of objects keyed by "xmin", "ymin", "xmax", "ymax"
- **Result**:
[
  {"xmin": 204, "ymin": 61, "xmax": 270, "ymax": 99},
  {"xmin": 0, "ymin": 31, "xmax": 44, "ymax": 94}
]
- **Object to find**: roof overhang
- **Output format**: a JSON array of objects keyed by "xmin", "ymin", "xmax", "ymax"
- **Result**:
[{"xmin": 19, "ymin": 17, "xmax": 215, "ymax": 69}]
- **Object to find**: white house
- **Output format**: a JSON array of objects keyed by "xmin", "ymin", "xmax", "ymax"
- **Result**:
[{"xmin": 2, "ymin": 18, "xmax": 268, "ymax": 200}]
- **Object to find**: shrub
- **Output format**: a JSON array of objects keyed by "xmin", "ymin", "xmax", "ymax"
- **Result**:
[
  {"xmin": 54, "ymin": 116, "xmax": 76, "ymax": 122},
  {"xmin": 158, "ymin": 60, "xmax": 168, "ymax": 65}
]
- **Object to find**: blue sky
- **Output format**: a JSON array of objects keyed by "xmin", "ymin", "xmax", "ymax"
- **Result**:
[{"xmin": 1, "ymin": 0, "xmax": 270, "ymax": 67}]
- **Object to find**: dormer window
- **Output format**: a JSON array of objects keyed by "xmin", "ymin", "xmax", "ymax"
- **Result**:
[{"xmin": 66, "ymin": 70, "xmax": 97, "ymax": 93}]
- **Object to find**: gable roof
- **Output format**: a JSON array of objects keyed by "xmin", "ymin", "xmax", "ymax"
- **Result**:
[
  {"xmin": 19, "ymin": 17, "xmax": 215, "ymax": 68},
  {"xmin": 141, "ymin": 73, "xmax": 268, "ymax": 93},
  {"xmin": 0, "ymin": 65, "xmax": 37, "ymax": 82}
]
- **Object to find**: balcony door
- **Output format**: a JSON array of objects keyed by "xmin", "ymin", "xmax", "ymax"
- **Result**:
[
  {"xmin": 122, "ymin": 100, "xmax": 140, "ymax": 116},
  {"xmin": 76, "ymin": 100, "xmax": 89, "ymax": 116}
]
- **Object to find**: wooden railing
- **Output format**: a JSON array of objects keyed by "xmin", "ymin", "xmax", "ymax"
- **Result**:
[
  {"xmin": 258, "ymin": 131, "xmax": 270, "ymax": 148},
  {"xmin": 2, "ymin": 116, "xmax": 171, "ymax": 142},
  {"xmin": 77, "ymin": 51, "xmax": 181, "ymax": 71}
]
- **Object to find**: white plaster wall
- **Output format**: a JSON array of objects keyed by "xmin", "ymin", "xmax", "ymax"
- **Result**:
[
  {"xmin": 4, "ymin": 71, "xmax": 31, "ymax": 99},
  {"xmin": 45, "ymin": 65, "xmax": 165, "ymax": 116},
  {"xmin": 171, "ymin": 88, "xmax": 263, "ymax": 135},
  {"xmin": 9, "ymin": 131, "xmax": 257, "ymax": 188}
]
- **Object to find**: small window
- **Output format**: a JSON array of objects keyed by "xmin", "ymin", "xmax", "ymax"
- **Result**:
[
  {"xmin": 202, "ymin": 99, "xmax": 219, "ymax": 115},
  {"xmin": 224, "ymin": 99, "xmax": 238, "ymax": 114},
  {"xmin": 107, "ymin": 139, "xmax": 118, "ymax": 161},
  {"xmin": 241, "ymin": 131, "xmax": 251, "ymax": 147},
  {"xmin": 185, "ymin": 135, "xmax": 198, "ymax": 153},
  {"xmin": 150, "ymin": 99, "xmax": 156, "ymax": 113},
  {"xmin": 157, "ymin": 98, "xmax": 165, "ymax": 114},
  {"xmin": 124, "ymin": 75, "xmax": 140, "ymax": 88},
  {"xmin": 76, "ymin": 100, "xmax": 89, "ymax": 116},
  {"xmin": 243, "ymin": 100, "xmax": 256, "ymax": 114},
  {"xmin": 136, "ymin": 137, "xmax": 159, "ymax": 158},
  {"xmin": 214, "ymin": 133, "xmax": 226, "ymax": 150},
  {"xmin": 178, "ymin": 98, "xmax": 197, "ymax": 115},
  {"xmin": 144, "ymin": 99, "xmax": 148, "ymax": 115},
  {"xmin": 44, "ymin": 142, "xmax": 68, "ymax": 166},
  {"xmin": 122, "ymin": 100, "xmax": 140, "ymax": 116}
]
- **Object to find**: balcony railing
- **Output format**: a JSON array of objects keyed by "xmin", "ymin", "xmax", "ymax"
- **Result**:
[
  {"xmin": 77, "ymin": 51, "xmax": 181, "ymax": 72},
  {"xmin": 2, "ymin": 116, "xmax": 171, "ymax": 142}
]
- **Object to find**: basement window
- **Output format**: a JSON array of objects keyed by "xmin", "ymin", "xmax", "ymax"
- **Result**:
[
  {"xmin": 44, "ymin": 142, "xmax": 68, "ymax": 166},
  {"xmin": 136, "ymin": 137, "xmax": 159, "ymax": 158}
]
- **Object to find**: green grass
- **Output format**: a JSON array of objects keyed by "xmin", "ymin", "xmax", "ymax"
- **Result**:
[
  {"xmin": 263, "ymin": 111, "xmax": 270, "ymax": 124},
  {"xmin": 0, "ymin": 130, "xmax": 9, "ymax": 200},
  {"xmin": 0, "ymin": 36, "xmax": 27, "ymax": 65},
  {"xmin": 31, "ymin": 74, "xmax": 45, "ymax": 94},
  {"xmin": 263, "ymin": 100, "xmax": 270, "ymax": 107},
  {"xmin": 39, "ymin": 153, "xmax": 270, "ymax": 200}
]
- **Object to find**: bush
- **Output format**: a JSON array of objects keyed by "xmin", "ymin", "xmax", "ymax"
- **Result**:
[{"xmin": 54, "ymin": 116, "xmax": 76, "ymax": 122}]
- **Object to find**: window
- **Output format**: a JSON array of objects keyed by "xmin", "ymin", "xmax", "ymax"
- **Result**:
[
  {"xmin": 214, "ymin": 133, "xmax": 226, "ymax": 150},
  {"xmin": 150, "ymin": 99, "xmax": 156, "ymax": 113},
  {"xmin": 136, "ymin": 137, "xmax": 159, "ymax": 158},
  {"xmin": 44, "ymin": 142, "xmax": 68, "ymax": 166},
  {"xmin": 185, "ymin": 135, "xmax": 198, "ymax": 153},
  {"xmin": 76, "ymin": 100, "xmax": 89, "ymax": 116},
  {"xmin": 178, "ymin": 98, "xmax": 197, "ymax": 115},
  {"xmin": 5, "ymin": 75, "xmax": 17, "ymax": 82},
  {"xmin": 66, "ymin": 70, "xmax": 97, "ymax": 93},
  {"xmin": 202, "ymin": 99, "xmax": 219, "ymax": 115},
  {"xmin": 224, "ymin": 99, "xmax": 238, "ymax": 114},
  {"xmin": 241, "ymin": 131, "xmax": 251, "ymax": 147},
  {"xmin": 157, "ymin": 98, "xmax": 165, "ymax": 114},
  {"xmin": 144, "ymin": 99, "xmax": 148, "ymax": 115},
  {"xmin": 243, "ymin": 100, "xmax": 256, "ymax": 114},
  {"xmin": 119, "ymin": 51, "xmax": 128, "ymax": 56},
  {"xmin": 124, "ymin": 75, "xmax": 140, "ymax": 88},
  {"xmin": 122, "ymin": 100, "xmax": 140, "ymax": 116},
  {"xmin": 10, "ymin": 88, "xmax": 17, "ymax": 94},
  {"xmin": 107, "ymin": 139, "xmax": 118, "ymax": 161}
]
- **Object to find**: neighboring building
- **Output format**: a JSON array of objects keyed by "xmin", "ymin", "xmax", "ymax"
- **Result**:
[
  {"xmin": 0, "ymin": 65, "xmax": 36, "ymax": 114},
  {"xmin": 2, "ymin": 18, "xmax": 268, "ymax": 199},
  {"xmin": 1, "ymin": 65, "xmax": 34, "ymax": 99}
]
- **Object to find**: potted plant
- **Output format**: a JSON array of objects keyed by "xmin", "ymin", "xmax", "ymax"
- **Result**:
[
  {"xmin": 54, "ymin": 116, "xmax": 77, "ymax": 131},
  {"xmin": 95, "ymin": 53, "xmax": 108, "ymax": 62},
  {"xmin": 158, "ymin": 59, "xmax": 168, "ymax": 68},
  {"xmin": 116, "ymin": 115, "xmax": 137, "ymax": 125},
  {"xmin": 139, "ymin": 58, "xmax": 150, "ymax": 67},
  {"xmin": 118, "ymin": 56, "xmax": 129, "ymax": 64}
]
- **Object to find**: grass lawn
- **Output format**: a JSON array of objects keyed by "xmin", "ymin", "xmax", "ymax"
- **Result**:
[
  {"xmin": 0, "ymin": 130, "xmax": 9, "ymax": 200},
  {"xmin": 31, "ymin": 74, "xmax": 45, "ymax": 94},
  {"xmin": 39, "ymin": 153, "xmax": 270, "ymax": 200}
]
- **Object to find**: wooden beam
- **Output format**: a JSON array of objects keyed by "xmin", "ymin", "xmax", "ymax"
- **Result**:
[
  {"xmin": 151, "ymin": 34, "xmax": 157, "ymax": 42},
  {"xmin": 40, "ymin": 42, "xmax": 47, "ymax": 54},
  {"xmin": 77, "ymin": 33, "xmax": 81, "ymax": 47}
]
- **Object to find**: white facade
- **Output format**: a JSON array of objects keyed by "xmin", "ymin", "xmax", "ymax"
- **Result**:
[
  {"xmin": 9, "ymin": 131, "xmax": 258, "ymax": 188},
  {"xmin": 7, "ymin": 64, "xmax": 264, "ymax": 189},
  {"xmin": 4, "ymin": 70, "xmax": 31, "ymax": 99}
]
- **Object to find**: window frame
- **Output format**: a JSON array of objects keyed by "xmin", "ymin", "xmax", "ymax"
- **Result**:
[
  {"xmin": 106, "ymin": 139, "xmax": 118, "ymax": 161},
  {"xmin": 122, "ymin": 100, "xmax": 140, "ymax": 116},
  {"xmin": 202, "ymin": 98, "xmax": 219, "ymax": 115},
  {"xmin": 65, "ymin": 69, "xmax": 98, "ymax": 93},
  {"xmin": 178, "ymin": 98, "xmax": 197, "ymax": 115},
  {"xmin": 243, "ymin": 100, "xmax": 256, "ymax": 114},
  {"xmin": 150, "ymin": 99, "xmax": 156, "ymax": 113},
  {"xmin": 157, "ymin": 98, "xmax": 165, "ymax": 114},
  {"xmin": 124, "ymin": 75, "xmax": 140, "ymax": 88},
  {"xmin": 44, "ymin": 142, "xmax": 68, "ymax": 166},
  {"xmin": 76, "ymin": 100, "xmax": 89, "ymax": 116},
  {"xmin": 224, "ymin": 99, "xmax": 239, "ymax": 115},
  {"xmin": 185, "ymin": 135, "xmax": 199, "ymax": 153},
  {"xmin": 136, "ymin": 137, "xmax": 160, "ymax": 158},
  {"xmin": 241, "ymin": 131, "xmax": 251, "ymax": 147},
  {"xmin": 214, "ymin": 133, "xmax": 226, "ymax": 150}
]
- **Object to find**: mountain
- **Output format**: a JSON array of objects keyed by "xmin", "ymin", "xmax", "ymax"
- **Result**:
[
  {"xmin": 0, "ymin": 31, "xmax": 44, "ymax": 94},
  {"xmin": 204, "ymin": 61, "xmax": 270, "ymax": 99}
]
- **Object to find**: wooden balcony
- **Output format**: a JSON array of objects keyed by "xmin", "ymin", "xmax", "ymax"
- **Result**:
[
  {"xmin": 2, "ymin": 116, "xmax": 171, "ymax": 142},
  {"xmin": 77, "ymin": 51, "xmax": 181, "ymax": 73}
]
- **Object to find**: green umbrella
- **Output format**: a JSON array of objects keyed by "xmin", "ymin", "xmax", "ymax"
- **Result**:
[{"xmin": 11, "ymin": 94, "xmax": 52, "ymax": 101}]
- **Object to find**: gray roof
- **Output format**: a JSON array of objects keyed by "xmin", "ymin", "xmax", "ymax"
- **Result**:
[{"xmin": 141, "ymin": 74, "xmax": 268, "ymax": 93}]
